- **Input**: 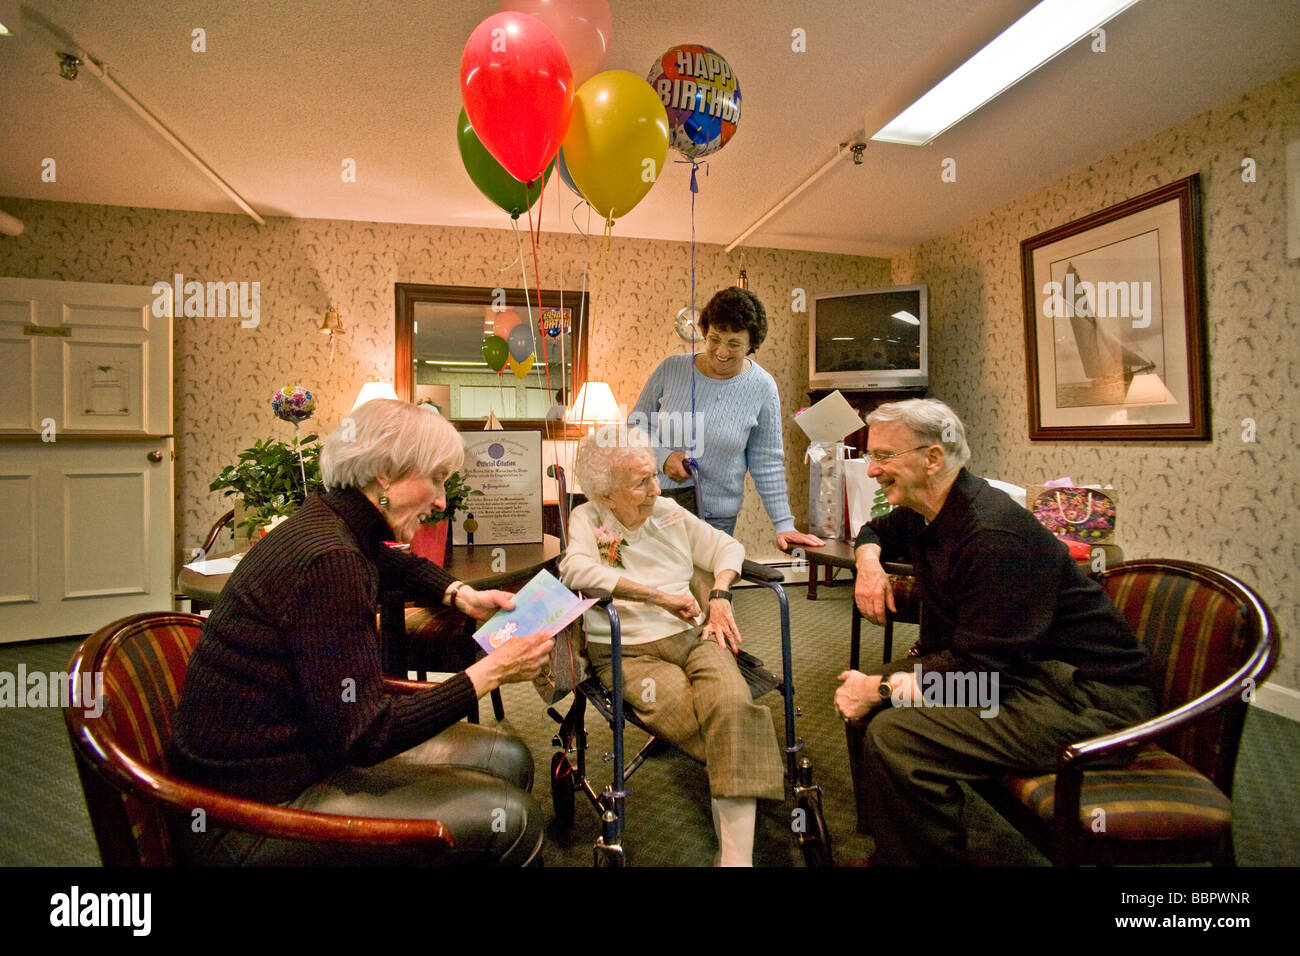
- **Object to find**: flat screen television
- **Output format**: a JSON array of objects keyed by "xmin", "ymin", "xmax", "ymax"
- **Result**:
[{"xmin": 809, "ymin": 284, "xmax": 928, "ymax": 391}]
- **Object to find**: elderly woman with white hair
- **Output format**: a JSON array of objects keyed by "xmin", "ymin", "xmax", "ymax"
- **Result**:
[
  {"xmin": 170, "ymin": 399, "xmax": 553, "ymax": 865},
  {"xmin": 559, "ymin": 425, "xmax": 785, "ymax": 866}
]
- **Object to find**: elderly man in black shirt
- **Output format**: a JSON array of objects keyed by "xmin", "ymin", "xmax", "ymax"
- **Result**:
[{"xmin": 834, "ymin": 399, "xmax": 1154, "ymax": 865}]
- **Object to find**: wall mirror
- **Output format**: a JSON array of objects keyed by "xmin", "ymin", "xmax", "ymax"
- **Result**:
[{"xmin": 395, "ymin": 282, "xmax": 588, "ymax": 433}]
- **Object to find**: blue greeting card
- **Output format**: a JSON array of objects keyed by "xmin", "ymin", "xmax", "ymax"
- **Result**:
[{"xmin": 471, "ymin": 569, "xmax": 595, "ymax": 654}]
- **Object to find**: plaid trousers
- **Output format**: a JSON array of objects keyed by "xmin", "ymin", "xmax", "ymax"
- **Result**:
[{"xmin": 587, "ymin": 628, "xmax": 785, "ymax": 800}]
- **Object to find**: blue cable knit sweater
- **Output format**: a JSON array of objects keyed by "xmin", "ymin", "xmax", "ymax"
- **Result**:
[{"xmin": 630, "ymin": 353, "xmax": 796, "ymax": 532}]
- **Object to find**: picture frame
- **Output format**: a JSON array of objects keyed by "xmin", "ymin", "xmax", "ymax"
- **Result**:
[{"xmin": 1021, "ymin": 174, "xmax": 1209, "ymax": 440}]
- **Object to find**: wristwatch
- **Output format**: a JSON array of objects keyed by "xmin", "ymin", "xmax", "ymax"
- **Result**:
[
  {"xmin": 709, "ymin": 589, "xmax": 733, "ymax": 602},
  {"xmin": 877, "ymin": 675, "xmax": 896, "ymax": 702},
  {"xmin": 444, "ymin": 580, "xmax": 467, "ymax": 608}
]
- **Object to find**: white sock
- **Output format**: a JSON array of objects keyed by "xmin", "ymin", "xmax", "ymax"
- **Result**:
[{"xmin": 711, "ymin": 796, "xmax": 756, "ymax": 867}]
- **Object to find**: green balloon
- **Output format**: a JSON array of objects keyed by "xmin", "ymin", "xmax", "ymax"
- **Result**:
[
  {"xmin": 482, "ymin": 334, "xmax": 509, "ymax": 371},
  {"xmin": 458, "ymin": 108, "xmax": 555, "ymax": 219}
]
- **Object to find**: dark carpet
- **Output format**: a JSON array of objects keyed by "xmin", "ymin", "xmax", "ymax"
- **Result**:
[{"xmin": 1, "ymin": 583, "xmax": 1296, "ymax": 867}]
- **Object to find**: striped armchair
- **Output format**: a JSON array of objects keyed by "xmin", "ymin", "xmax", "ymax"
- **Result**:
[
  {"xmin": 974, "ymin": 559, "xmax": 1277, "ymax": 865},
  {"xmin": 64, "ymin": 612, "xmax": 452, "ymax": 866}
]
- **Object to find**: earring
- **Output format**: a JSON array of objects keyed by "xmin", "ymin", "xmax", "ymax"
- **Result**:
[{"xmin": 378, "ymin": 494, "xmax": 389, "ymax": 509}]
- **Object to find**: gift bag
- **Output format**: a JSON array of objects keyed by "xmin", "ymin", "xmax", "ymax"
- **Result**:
[
  {"xmin": 533, "ymin": 619, "xmax": 588, "ymax": 704},
  {"xmin": 1025, "ymin": 484, "xmax": 1119, "ymax": 545},
  {"xmin": 807, "ymin": 442, "xmax": 848, "ymax": 540},
  {"xmin": 844, "ymin": 459, "xmax": 894, "ymax": 538}
]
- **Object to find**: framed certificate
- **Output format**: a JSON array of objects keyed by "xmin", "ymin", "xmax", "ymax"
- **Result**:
[{"xmin": 455, "ymin": 430, "xmax": 543, "ymax": 545}]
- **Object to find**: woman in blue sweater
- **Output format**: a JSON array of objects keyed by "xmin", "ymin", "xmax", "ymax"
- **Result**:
[{"xmin": 630, "ymin": 287, "xmax": 823, "ymax": 550}]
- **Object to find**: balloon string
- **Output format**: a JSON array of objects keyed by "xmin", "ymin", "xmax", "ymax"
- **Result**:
[
  {"xmin": 511, "ymin": 221, "xmax": 534, "ymax": 403},
  {"xmin": 570, "ymin": 260, "xmax": 587, "ymax": 518},
  {"xmin": 501, "ymin": 221, "xmax": 523, "ymax": 272},
  {"xmin": 525, "ymin": 183, "xmax": 552, "ymax": 401},
  {"xmin": 570, "ymin": 198, "xmax": 594, "ymax": 240},
  {"xmin": 689, "ymin": 160, "xmax": 700, "ymax": 472}
]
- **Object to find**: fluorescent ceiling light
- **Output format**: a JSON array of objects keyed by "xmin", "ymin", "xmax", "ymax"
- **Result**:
[
  {"xmin": 831, "ymin": 336, "xmax": 855, "ymax": 341},
  {"xmin": 872, "ymin": 0, "xmax": 1141, "ymax": 146},
  {"xmin": 892, "ymin": 310, "xmax": 920, "ymax": 325}
]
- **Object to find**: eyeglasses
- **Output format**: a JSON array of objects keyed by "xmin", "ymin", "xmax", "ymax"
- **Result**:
[
  {"xmin": 705, "ymin": 332, "xmax": 748, "ymax": 350},
  {"xmin": 865, "ymin": 445, "xmax": 933, "ymax": 464}
]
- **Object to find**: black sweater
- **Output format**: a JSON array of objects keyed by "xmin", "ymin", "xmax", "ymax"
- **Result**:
[
  {"xmin": 169, "ymin": 487, "xmax": 479, "ymax": 803},
  {"xmin": 855, "ymin": 469, "xmax": 1149, "ymax": 684}
]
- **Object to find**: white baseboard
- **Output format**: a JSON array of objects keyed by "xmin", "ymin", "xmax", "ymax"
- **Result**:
[{"xmin": 1255, "ymin": 681, "xmax": 1300, "ymax": 722}]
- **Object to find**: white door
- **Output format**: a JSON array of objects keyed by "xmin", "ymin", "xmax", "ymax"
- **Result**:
[{"xmin": 0, "ymin": 277, "xmax": 174, "ymax": 642}]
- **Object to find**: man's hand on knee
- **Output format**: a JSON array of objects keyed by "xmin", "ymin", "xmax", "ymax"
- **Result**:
[{"xmin": 836, "ymin": 670, "xmax": 884, "ymax": 721}]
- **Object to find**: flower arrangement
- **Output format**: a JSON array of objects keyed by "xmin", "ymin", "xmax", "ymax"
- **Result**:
[
  {"xmin": 594, "ymin": 521, "xmax": 625, "ymax": 568},
  {"xmin": 210, "ymin": 435, "xmax": 323, "ymax": 537},
  {"xmin": 211, "ymin": 386, "xmax": 322, "ymax": 539}
]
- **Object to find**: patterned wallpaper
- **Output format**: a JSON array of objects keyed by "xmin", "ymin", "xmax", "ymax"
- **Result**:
[
  {"xmin": 891, "ymin": 70, "xmax": 1300, "ymax": 692},
  {"xmin": 0, "ymin": 199, "xmax": 884, "ymax": 570},
  {"xmin": 3, "ymin": 68, "xmax": 1294, "ymax": 693}
]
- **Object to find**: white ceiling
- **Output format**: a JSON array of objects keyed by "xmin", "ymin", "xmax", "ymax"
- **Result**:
[{"xmin": 2, "ymin": 0, "xmax": 1298, "ymax": 258}]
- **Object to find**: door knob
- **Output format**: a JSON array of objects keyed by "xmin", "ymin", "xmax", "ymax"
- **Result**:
[{"xmin": 147, "ymin": 450, "xmax": 163, "ymax": 462}]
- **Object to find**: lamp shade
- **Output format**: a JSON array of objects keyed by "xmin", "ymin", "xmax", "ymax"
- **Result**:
[
  {"xmin": 568, "ymin": 382, "xmax": 621, "ymax": 423},
  {"xmin": 1125, "ymin": 373, "xmax": 1176, "ymax": 406},
  {"xmin": 351, "ymin": 382, "xmax": 398, "ymax": 409}
]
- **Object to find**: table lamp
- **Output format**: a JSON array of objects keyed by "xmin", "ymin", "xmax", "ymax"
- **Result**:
[
  {"xmin": 568, "ymin": 382, "xmax": 622, "ymax": 432},
  {"xmin": 351, "ymin": 381, "xmax": 399, "ymax": 409}
]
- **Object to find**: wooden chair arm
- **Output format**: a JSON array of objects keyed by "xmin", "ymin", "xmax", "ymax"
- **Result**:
[
  {"xmin": 200, "ymin": 509, "xmax": 236, "ymax": 554},
  {"xmin": 1057, "ymin": 626, "xmax": 1276, "ymax": 773},
  {"xmin": 1049, "ymin": 633, "xmax": 1276, "ymax": 840},
  {"xmin": 382, "ymin": 676, "xmax": 443, "ymax": 695},
  {"xmin": 73, "ymin": 733, "xmax": 452, "ymax": 850}
]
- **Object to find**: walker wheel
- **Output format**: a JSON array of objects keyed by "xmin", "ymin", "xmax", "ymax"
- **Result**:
[
  {"xmin": 797, "ymin": 789, "xmax": 833, "ymax": 868},
  {"xmin": 550, "ymin": 752, "xmax": 576, "ymax": 828}
]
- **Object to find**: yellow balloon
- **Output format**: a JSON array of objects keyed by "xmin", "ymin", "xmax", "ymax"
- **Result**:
[
  {"xmin": 509, "ymin": 353, "xmax": 535, "ymax": 378},
  {"xmin": 562, "ymin": 70, "xmax": 670, "ymax": 222}
]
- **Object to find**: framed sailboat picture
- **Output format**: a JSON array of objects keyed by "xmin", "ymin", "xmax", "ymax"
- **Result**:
[{"xmin": 1021, "ymin": 175, "xmax": 1209, "ymax": 440}]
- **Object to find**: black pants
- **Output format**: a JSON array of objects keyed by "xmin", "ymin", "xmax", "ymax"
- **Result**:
[
  {"xmin": 846, "ymin": 658, "xmax": 1155, "ymax": 866},
  {"xmin": 176, "ymin": 723, "xmax": 543, "ymax": 866}
]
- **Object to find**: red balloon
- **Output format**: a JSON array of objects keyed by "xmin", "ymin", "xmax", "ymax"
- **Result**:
[
  {"xmin": 461, "ymin": 12, "xmax": 575, "ymax": 184},
  {"xmin": 501, "ymin": 0, "xmax": 612, "ymax": 87}
]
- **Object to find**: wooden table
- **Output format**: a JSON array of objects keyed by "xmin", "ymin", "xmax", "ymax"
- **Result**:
[
  {"xmin": 802, "ymin": 541, "xmax": 917, "ymax": 669},
  {"xmin": 803, "ymin": 539, "xmax": 857, "ymax": 601},
  {"xmin": 378, "ymin": 537, "xmax": 563, "ymax": 678}
]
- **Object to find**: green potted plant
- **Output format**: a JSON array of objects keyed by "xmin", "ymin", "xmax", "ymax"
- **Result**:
[
  {"xmin": 411, "ymin": 470, "xmax": 483, "ymax": 565},
  {"xmin": 210, "ymin": 436, "xmax": 323, "ymax": 541}
]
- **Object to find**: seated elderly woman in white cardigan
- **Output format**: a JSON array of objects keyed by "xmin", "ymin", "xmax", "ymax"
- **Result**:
[{"xmin": 558, "ymin": 425, "xmax": 784, "ymax": 866}]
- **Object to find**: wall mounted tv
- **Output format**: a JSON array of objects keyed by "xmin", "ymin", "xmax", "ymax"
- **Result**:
[{"xmin": 809, "ymin": 284, "xmax": 928, "ymax": 391}]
